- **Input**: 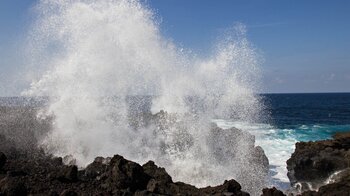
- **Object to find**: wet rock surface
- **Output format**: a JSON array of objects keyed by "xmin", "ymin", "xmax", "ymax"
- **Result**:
[
  {"xmin": 0, "ymin": 107, "xmax": 271, "ymax": 195},
  {"xmin": 2, "ymin": 131, "xmax": 271, "ymax": 196},
  {"xmin": 5, "ymin": 107, "xmax": 350, "ymax": 195},
  {"xmin": 130, "ymin": 110, "xmax": 270, "ymax": 194},
  {"xmin": 261, "ymin": 187, "xmax": 286, "ymax": 196},
  {"xmin": 0, "ymin": 134, "xmax": 253, "ymax": 195},
  {"xmin": 287, "ymin": 131, "xmax": 350, "ymax": 195}
]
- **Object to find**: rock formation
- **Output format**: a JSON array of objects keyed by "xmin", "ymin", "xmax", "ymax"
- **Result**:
[
  {"xmin": 287, "ymin": 132, "xmax": 350, "ymax": 194},
  {"xmin": 0, "ymin": 107, "xmax": 270, "ymax": 195},
  {"xmin": 0, "ymin": 143, "xmax": 250, "ymax": 195}
]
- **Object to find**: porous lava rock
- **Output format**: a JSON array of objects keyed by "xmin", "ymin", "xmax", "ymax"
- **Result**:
[
  {"xmin": 0, "ymin": 133, "xmax": 251, "ymax": 195},
  {"xmin": 0, "ymin": 108, "xmax": 272, "ymax": 195},
  {"xmin": 287, "ymin": 131, "xmax": 350, "ymax": 194},
  {"xmin": 261, "ymin": 187, "xmax": 286, "ymax": 196}
]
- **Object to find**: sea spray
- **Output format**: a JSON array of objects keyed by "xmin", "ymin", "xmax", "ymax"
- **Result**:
[{"xmin": 23, "ymin": 0, "xmax": 265, "ymax": 194}]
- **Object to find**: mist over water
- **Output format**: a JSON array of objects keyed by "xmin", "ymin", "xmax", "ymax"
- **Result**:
[{"xmin": 23, "ymin": 0, "xmax": 265, "ymax": 194}]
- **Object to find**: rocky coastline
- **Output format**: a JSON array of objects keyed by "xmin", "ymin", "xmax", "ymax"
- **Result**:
[
  {"xmin": 286, "ymin": 132, "xmax": 350, "ymax": 195},
  {"xmin": 0, "ymin": 112, "xmax": 265, "ymax": 195},
  {"xmin": 1, "ymin": 106, "xmax": 350, "ymax": 195},
  {"xmin": 0, "ymin": 137, "xmax": 250, "ymax": 195}
]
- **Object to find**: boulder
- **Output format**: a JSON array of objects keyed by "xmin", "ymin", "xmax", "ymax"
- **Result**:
[
  {"xmin": 314, "ymin": 179, "xmax": 350, "ymax": 196},
  {"xmin": 261, "ymin": 187, "xmax": 286, "ymax": 196},
  {"xmin": 142, "ymin": 161, "xmax": 172, "ymax": 183},
  {"xmin": 57, "ymin": 165, "xmax": 78, "ymax": 182},
  {"xmin": 201, "ymin": 179, "xmax": 249, "ymax": 196},
  {"xmin": 109, "ymin": 155, "xmax": 150, "ymax": 191},
  {"xmin": 84, "ymin": 157, "xmax": 109, "ymax": 179},
  {"xmin": 208, "ymin": 124, "xmax": 269, "ymax": 193},
  {"xmin": 287, "ymin": 131, "xmax": 350, "ymax": 193},
  {"xmin": 300, "ymin": 181, "xmax": 350, "ymax": 196},
  {"xmin": 142, "ymin": 161, "xmax": 174, "ymax": 195},
  {"xmin": 52, "ymin": 157, "xmax": 63, "ymax": 166}
]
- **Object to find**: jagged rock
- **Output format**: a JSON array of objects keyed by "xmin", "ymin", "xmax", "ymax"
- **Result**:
[
  {"xmin": 301, "ymin": 181, "xmax": 350, "ymax": 196},
  {"xmin": 201, "ymin": 179, "xmax": 249, "ymax": 196},
  {"xmin": 287, "ymin": 131, "xmax": 350, "ymax": 194},
  {"xmin": 333, "ymin": 132, "xmax": 350, "ymax": 148},
  {"xmin": 326, "ymin": 168, "xmax": 350, "ymax": 184},
  {"xmin": 0, "ymin": 106, "xmax": 271, "ymax": 196},
  {"xmin": 208, "ymin": 124, "xmax": 255, "ymax": 163},
  {"xmin": 146, "ymin": 178, "xmax": 172, "ymax": 194},
  {"xmin": 52, "ymin": 157, "xmax": 63, "ymax": 166},
  {"xmin": 298, "ymin": 168, "xmax": 350, "ymax": 195},
  {"xmin": 129, "ymin": 111, "xmax": 269, "ymax": 194},
  {"xmin": 253, "ymin": 146, "xmax": 269, "ymax": 168},
  {"xmin": 0, "ymin": 136, "xmax": 255, "ymax": 196},
  {"xmin": 109, "ymin": 155, "xmax": 150, "ymax": 191},
  {"xmin": 0, "ymin": 152, "xmax": 6, "ymax": 170},
  {"xmin": 142, "ymin": 161, "xmax": 172, "ymax": 183},
  {"xmin": 169, "ymin": 182, "xmax": 200, "ymax": 195},
  {"xmin": 0, "ymin": 177, "xmax": 27, "ymax": 196},
  {"xmin": 208, "ymin": 124, "xmax": 269, "ymax": 193},
  {"xmin": 142, "ymin": 161, "xmax": 175, "ymax": 195},
  {"xmin": 313, "ymin": 179, "xmax": 350, "ymax": 196},
  {"xmin": 287, "ymin": 132, "xmax": 350, "ymax": 184},
  {"xmin": 58, "ymin": 165, "xmax": 78, "ymax": 182},
  {"xmin": 62, "ymin": 155, "xmax": 76, "ymax": 166},
  {"xmin": 261, "ymin": 187, "xmax": 286, "ymax": 196},
  {"xmin": 85, "ymin": 157, "xmax": 109, "ymax": 179}
]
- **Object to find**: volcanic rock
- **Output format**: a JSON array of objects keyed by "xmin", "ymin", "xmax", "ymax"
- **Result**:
[
  {"xmin": 261, "ymin": 187, "xmax": 286, "ymax": 196},
  {"xmin": 57, "ymin": 165, "xmax": 78, "ymax": 182},
  {"xmin": 287, "ymin": 131, "xmax": 350, "ymax": 193},
  {"xmin": 142, "ymin": 160, "xmax": 172, "ymax": 183},
  {"xmin": 0, "ymin": 107, "xmax": 271, "ymax": 195},
  {"xmin": 0, "ymin": 132, "xmax": 254, "ymax": 196},
  {"xmin": 201, "ymin": 179, "xmax": 249, "ymax": 196},
  {"xmin": 109, "ymin": 155, "xmax": 150, "ymax": 191},
  {"xmin": 0, "ymin": 177, "xmax": 27, "ymax": 196},
  {"xmin": 84, "ymin": 156, "xmax": 109, "ymax": 179}
]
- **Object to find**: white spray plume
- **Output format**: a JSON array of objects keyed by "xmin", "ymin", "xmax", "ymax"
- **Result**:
[{"xmin": 23, "ymin": 0, "xmax": 265, "ymax": 194}]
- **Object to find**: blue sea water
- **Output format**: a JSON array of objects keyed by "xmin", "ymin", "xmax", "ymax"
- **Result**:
[
  {"xmin": 216, "ymin": 93, "xmax": 350, "ymax": 189},
  {"xmin": 265, "ymin": 93, "xmax": 350, "ymax": 141},
  {"xmin": 268, "ymin": 93, "xmax": 350, "ymax": 122},
  {"xmin": 1, "ymin": 93, "xmax": 350, "ymax": 189}
]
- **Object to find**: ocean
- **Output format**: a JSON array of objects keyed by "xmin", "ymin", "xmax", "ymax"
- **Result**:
[{"xmin": 216, "ymin": 93, "xmax": 350, "ymax": 189}]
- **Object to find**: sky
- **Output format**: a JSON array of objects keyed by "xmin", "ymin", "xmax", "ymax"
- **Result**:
[{"xmin": 0, "ymin": 0, "xmax": 349, "ymax": 95}]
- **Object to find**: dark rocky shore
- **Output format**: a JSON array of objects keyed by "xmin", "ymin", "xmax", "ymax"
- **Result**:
[
  {"xmin": 1, "ymin": 106, "xmax": 350, "ymax": 195},
  {"xmin": 0, "ymin": 132, "xmax": 272, "ymax": 196},
  {"xmin": 0, "ymin": 134, "xmax": 283, "ymax": 196},
  {"xmin": 0, "ymin": 137, "xmax": 249, "ymax": 195},
  {"xmin": 0, "ymin": 106, "xmax": 268, "ymax": 195},
  {"xmin": 287, "ymin": 132, "xmax": 350, "ymax": 195}
]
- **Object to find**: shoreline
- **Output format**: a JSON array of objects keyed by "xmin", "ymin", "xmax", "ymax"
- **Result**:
[
  {"xmin": 1, "ymin": 106, "xmax": 350, "ymax": 195},
  {"xmin": 1, "ymin": 129, "xmax": 350, "ymax": 195}
]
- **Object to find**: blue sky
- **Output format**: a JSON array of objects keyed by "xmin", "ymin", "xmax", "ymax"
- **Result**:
[{"xmin": 0, "ymin": 0, "xmax": 349, "ymax": 95}]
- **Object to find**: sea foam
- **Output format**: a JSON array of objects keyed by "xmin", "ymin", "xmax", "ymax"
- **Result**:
[{"xmin": 23, "ymin": 0, "xmax": 264, "ymax": 195}]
